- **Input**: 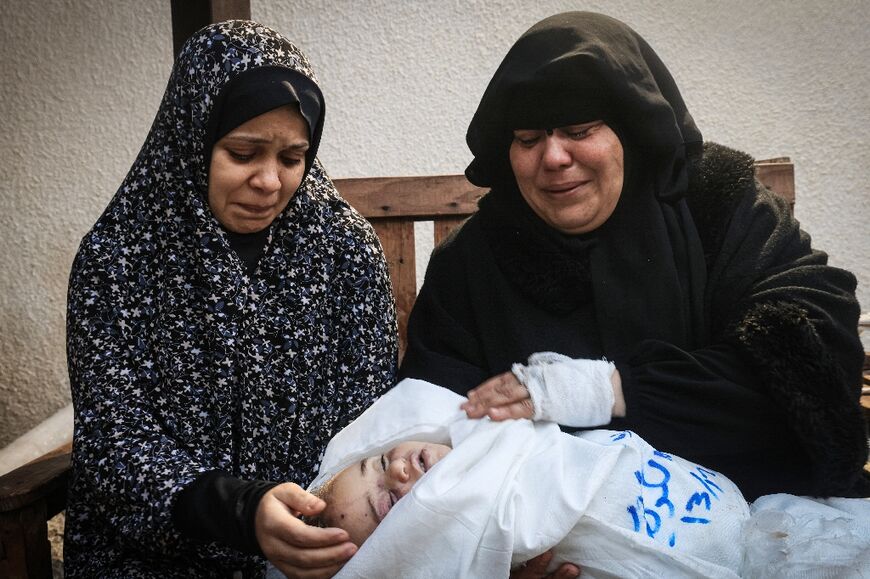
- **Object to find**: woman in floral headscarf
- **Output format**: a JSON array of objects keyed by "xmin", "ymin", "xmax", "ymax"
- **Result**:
[{"xmin": 64, "ymin": 21, "xmax": 397, "ymax": 578}]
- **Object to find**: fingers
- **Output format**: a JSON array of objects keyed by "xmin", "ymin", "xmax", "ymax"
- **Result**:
[
  {"xmin": 551, "ymin": 563, "xmax": 581, "ymax": 578},
  {"xmin": 486, "ymin": 398, "xmax": 534, "ymax": 421},
  {"xmin": 268, "ymin": 538, "xmax": 356, "ymax": 576},
  {"xmin": 256, "ymin": 484, "xmax": 357, "ymax": 576},
  {"xmin": 269, "ymin": 482, "xmax": 327, "ymax": 518},
  {"xmin": 273, "ymin": 558, "xmax": 347, "ymax": 579},
  {"xmin": 268, "ymin": 515, "xmax": 350, "ymax": 550},
  {"xmin": 523, "ymin": 550, "xmax": 553, "ymax": 577},
  {"xmin": 462, "ymin": 371, "xmax": 527, "ymax": 412},
  {"xmin": 258, "ymin": 486, "xmax": 350, "ymax": 549},
  {"xmin": 473, "ymin": 372, "xmax": 527, "ymax": 407},
  {"xmin": 462, "ymin": 371, "xmax": 533, "ymax": 421},
  {"xmin": 510, "ymin": 552, "xmax": 581, "ymax": 579},
  {"xmin": 511, "ymin": 550, "xmax": 552, "ymax": 579}
]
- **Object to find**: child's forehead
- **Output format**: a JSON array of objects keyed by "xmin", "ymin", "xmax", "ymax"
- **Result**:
[
  {"xmin": 325, "ymin": 459, "xmax": 381, "ymax": 544},
  {"xmin": 333, "ymin": 457, "xmax": 374, "ymax": 497}
]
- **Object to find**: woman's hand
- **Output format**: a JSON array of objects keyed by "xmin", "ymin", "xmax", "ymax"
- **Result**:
[
  {"xmin": 512, "ymin": 551, "xmax": 581, "ymax": 578},
  {"xmin": 255, "ymin": 483, "xmax": 357, "ymax": 579},
  {"xmin": 461, "ymin": 371, "xmax": 533, "ymax": 421}
]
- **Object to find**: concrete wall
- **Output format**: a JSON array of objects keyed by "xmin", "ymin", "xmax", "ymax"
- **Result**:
[
  {"xmin": 0, "ymin": 0, "xmax": 172, "ymax": 449},
  {"xmin": 1, "ymin": 0, "xmax": 868, "ymax": 449}
]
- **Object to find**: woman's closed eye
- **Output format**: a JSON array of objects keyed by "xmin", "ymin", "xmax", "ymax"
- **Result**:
[
  {"xmin": 227, "ymin": 149, "xmax": 254, "ymax": 162},
  {"xmin": 280, "ymin": 155, "xmax": 303, "ymax": 167},
  {"xmin": 513, "ymin": 130, "xmax": 542, "ymax": 147},
  {"xmin": 564, "ymin": 121, "xmax": 602, "ymax": 140}
]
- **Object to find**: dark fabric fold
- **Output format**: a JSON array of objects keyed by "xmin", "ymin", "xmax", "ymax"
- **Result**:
[{"xmin": 477, "ymin": 184, "xmax": 596, "ymax": 314}]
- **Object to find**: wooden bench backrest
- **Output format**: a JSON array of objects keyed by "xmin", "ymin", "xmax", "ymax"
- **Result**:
[{"xmin": 335, "ymin": 158, "xmax": 795, "ymax": 358}]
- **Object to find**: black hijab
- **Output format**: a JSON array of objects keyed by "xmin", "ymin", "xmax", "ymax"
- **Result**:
[
  {"xmin": 205, "ymin": 66, "xmax": 325, "ymax": 272},
  {"xmin": 466, "ymin": 12, "xmax": 708, "ymax": 357},
  {"xmin": 205, "ymin": 65, "xmax": 324, "ymax": 177}
]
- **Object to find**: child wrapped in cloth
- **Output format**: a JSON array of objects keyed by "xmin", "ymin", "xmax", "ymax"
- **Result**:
[{"xmin": 278, "ymin": 374, "xmax": 752, "ymax": 578}]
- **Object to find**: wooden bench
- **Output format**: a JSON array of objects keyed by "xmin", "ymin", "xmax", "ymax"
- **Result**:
[{"xmin": 0, "ymin": 158, "xmax": 835, "ymax": 578}]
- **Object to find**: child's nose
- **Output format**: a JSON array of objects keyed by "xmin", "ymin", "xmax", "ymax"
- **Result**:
[{"xmin": 387, "ymin": 457, "xmax": 410, "ymax": 483}]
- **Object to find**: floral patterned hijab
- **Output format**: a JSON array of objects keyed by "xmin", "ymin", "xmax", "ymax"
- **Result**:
[{"xmin": 65, "ymin": 21, "xmax": 397, "ymax": 574}]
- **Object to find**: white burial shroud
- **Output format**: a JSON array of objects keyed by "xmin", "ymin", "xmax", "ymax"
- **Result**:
[{"xmin": 315, "ymin": 379, "xmax": 749, "ymax": 579}]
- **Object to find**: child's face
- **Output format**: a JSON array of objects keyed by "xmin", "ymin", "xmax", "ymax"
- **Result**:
[{"xmin": 324, "ymin": 441, "xmax": 452, "ymax": 545}]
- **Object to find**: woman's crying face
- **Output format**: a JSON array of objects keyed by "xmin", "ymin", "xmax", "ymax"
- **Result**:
[
  {"xmin": 208, "ymin": 104, "xmax": 310, "ymax": 233},
  {"xmin": 509, "ymin": 121, "xmax": 624, "ymax": 235}
]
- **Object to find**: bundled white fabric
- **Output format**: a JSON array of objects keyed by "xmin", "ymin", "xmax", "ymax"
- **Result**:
[
  {"xmin": 742, "ymin": 494, "xmax": 870, "ymax": 578},
  {"xmin": 512, "ymin": 352, "xmax": 616, "ymax": 427},
  {"xmin": 266, "ymin": 380, "xmax": 870, "ymax": 579},
  {"xmin": 306, "ymin": 379, "xmax": 748, "ymax": 578}
]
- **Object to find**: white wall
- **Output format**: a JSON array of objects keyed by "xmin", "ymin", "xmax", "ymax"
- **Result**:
[
  {"xmin": 1, "ymin": 0, "xmax": 867, "ymax": 448},
  {"xmin": 0, "ymin": 0, "xmax": 172, "ymax": 448},
  {"xmin": 255, "ymin": 0, "xmax": 869, "ymax": 289}
]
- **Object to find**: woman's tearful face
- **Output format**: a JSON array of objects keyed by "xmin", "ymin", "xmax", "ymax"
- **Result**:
[
  {"xmin": 324, "ymin": 441, "xmax": 452, "ymax": 546},
  {"xmin": 208, "ymin": 104, "xmax": 309, "ymax": 233},
  {"xmin": 509, "ymin": 121, "xmax": 624, "ymax": 235}
]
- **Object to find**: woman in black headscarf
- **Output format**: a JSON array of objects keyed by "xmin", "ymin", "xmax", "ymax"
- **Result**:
[
  {"xmin": 400, "ymin": 12, "xmax": 868, "ymax": 503},
  {"xmin": 64, "ymin": 21, "xmax": 396, "ymax": 578}
]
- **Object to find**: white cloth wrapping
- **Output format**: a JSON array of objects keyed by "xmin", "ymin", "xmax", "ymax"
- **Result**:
[
  {"xmin": 741, "ymin": 494, "xmax": 870, "ymax": 578},
  {"xmin": 266, "ymin": 379, "xmax": 870, "ymax": 578},
  {"xmin": 512, "ymin": 352, "xmax": 616, "ymax": 427},
  {"xmin": 306, "ymin": 379, "xmax": 749, "ymax": 578}
]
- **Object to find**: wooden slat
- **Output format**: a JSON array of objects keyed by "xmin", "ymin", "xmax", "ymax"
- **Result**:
[
  {"xmin": 433, "ymin": 217, "xmax": 467, "ymax": 247},
  {"xmin": 170, "ymin": 0, "xmax": 251, "ymax": 57},
  {"xmin": 0, "ymin": 502, "xmax": 52, "ymax": 579},
  {"xmin": 0, "ymin": 453, "xmax": 71, "ymax": 515},
  {"xmin": 334, "ymin": 175, "xmax": 485, "ymax": 220},
  {"xmin": 0, "ymin": 443, "xmax": 70, "ymax": 579},
  {"xmin": 755, "ymin": 158, "xmax": 795, "ymax": 210},
  {"xmin": 755, "ymin": 157, "xmax": 791, "ymax": 164},
  {"xmin": 371, "ymin": 219, "xmax": 416, "ymax": 360},
  {"xmin": 336, "ymin": 160, "xmax": 792, "ymax": 221},
  {"xmin": 209, "ymin": 0, "xmax": 251, "ymax": 22}
]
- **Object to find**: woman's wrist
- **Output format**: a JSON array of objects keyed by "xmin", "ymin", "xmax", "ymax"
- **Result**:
[
  {"xmin": 515, "ymin": 353, "xmax": 616, "ymax": 427},
  {"xmin": 611, "ymin": 368, "xmax": 626, "ymax": 417}
]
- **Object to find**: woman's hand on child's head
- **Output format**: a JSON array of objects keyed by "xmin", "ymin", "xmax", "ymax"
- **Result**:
[
  {"xmin": 255, "ymin": 482, "xmax": 357, "ymax": 578},
  {"xmin": 462, "ymin": 371, "xmax": 534, "ymax": 421},
  {"xmin": 511, "ymin": 550, "xmax": 581, "ymax": 579}
]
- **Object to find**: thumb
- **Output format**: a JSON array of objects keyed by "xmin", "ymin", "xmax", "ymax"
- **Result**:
[{"xmin": 268, "ymin": 482, "xmax": 326, "ymax": 517}]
